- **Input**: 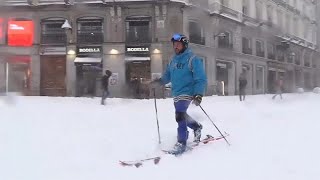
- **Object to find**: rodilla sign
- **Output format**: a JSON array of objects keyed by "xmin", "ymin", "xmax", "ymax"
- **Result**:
[{"xmin": 8, "ymin": 20, "xmax": 34, "ymax": 47}]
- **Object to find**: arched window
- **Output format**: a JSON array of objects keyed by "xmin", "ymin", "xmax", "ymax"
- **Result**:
[
  {"xmin": 77, "ymin": 16, "xmax": 103, "ymax": 44},
  {"xmin": 41, "ymin": 17, "xmax": 66, "ymax": 45},
  {"xmin": 189, "ymin": 20, "xmax": 205, "ymax": 45}
]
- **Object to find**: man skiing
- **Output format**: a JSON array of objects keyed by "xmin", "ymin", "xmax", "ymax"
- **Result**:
[
  {"xmin": 101, "ymin": 69, "xmax": 112, "ymax": 105},
  {"xmin": 151, "ymin": 33, "xmax": 207, "ymax": 154}
]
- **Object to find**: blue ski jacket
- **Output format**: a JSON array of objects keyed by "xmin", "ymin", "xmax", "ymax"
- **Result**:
[{"xmin": 160, "ymin": 48, "xmax": 207, "ymax": 97}]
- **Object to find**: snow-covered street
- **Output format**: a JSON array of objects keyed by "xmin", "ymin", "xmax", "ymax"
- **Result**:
[{"xmin": 1, "ymin": 93, "xmax": 320, "ymax": 180}]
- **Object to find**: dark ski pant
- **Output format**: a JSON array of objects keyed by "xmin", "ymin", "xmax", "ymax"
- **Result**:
[
  {"xmin": 101, "ymin": 89, "xmax": 109, "ymax": 105},
  {"xmin": 174, "ymin": 100, "xmax": 201, "ymax": 145},
  {"xmin": 239, "ymin": 87, "xmax": 246, "ymax": 101},
  {"xmin": 272, "ymin": 88, "xmax": 283, "ymax": 99}
]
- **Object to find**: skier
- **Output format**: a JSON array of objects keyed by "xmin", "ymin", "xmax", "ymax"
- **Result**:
[
  {"xmin": 101, "ymin": 69, "xmax": 112, "ymax": 105},
  {"xmin": 151, "ymin": 33, "xmax": 207, "ymax": 154},
  {"xmin": 239, "ymin": 71, "xmax": 247, "ymax": 101}
]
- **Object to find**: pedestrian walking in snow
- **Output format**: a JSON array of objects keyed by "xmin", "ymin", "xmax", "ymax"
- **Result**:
[
  {"xmin": 272, "ymin": 77, "xmax": 283, "ymax": 100},
  {"xmin": 239, "ymin": 71, "xmax": 247, "ymax": 101},
  {"xmin": 150, "ymin": 33, "xmax": 207, "ymax": 154},
  {"xmin": 101, "ymin": 70, "xmax": 112, "ymax": 105}
]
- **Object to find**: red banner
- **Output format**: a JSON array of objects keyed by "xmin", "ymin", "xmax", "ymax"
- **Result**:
[
  {"xmin": 8, "ymin": 20, "xmax": 34, "ymax": 46},
  {"xmin": 0, "ymin": 18, "xmax": 3, "ymax": 44}
]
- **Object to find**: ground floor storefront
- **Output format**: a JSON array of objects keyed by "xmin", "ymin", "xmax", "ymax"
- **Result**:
[{"xmin": 0, "ymin": 45, "xmax": 319, "ymax": 98}]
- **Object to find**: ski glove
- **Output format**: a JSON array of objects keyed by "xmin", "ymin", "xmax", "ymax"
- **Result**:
[
  {"xmin": 193, "ymin": 95, "xmax": 202, "ymax": 106},
  {"xmin": 150, "ymin": 78, "xmax": 162, "ymax": 88}
]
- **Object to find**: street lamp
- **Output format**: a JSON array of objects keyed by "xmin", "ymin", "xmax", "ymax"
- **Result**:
[{"xmin": 61, "ymin": 19, "xmax": 72, "ymax": 30}]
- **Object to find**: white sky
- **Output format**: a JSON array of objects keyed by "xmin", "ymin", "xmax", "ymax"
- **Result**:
[{"xmin": 1, "ymin": 93, "xmax": 320, "ymax": 180}]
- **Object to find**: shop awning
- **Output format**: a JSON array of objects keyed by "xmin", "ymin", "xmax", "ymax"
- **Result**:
[
  {"xmin": 125, "ymin": 56, "xmax": 150, "ymax": 61},
  {"xmin": 74, "ymin": 57, "xmax": 102, "ymax": 63}
]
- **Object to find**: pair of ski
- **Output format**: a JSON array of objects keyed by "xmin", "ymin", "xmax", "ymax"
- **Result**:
[{"xmin": 119, "ymin": 133, "xmax": 229, "ymax": 168}]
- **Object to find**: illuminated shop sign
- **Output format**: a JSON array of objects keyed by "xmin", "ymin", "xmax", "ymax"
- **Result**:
[
  {"xmin": 126, "ymin": 47, "xmax": 149, "ymax": 52},
  {"xmin": 77, "ymin": 47, "xmax": 102, "ymax": 54},
  {"xmin": 8, "ymin": 20, "xmax": 34, "ymax": 47}
]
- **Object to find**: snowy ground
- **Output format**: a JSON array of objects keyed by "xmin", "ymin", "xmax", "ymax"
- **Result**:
[{"xmin": 1, "ymin": 93, "xmax": 320, "ymax": 180}]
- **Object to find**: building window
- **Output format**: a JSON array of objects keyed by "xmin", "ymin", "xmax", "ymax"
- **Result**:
[
  {"xmin": 242, "ymin": 0, "xmax": 249, "ymax": 15},
  {"xmin": 277, "ymin": 10, "xmax": 283, "ymax": 30},
  {"xmin": 312, "ymin": 57, "xmax": 317, "ymax": 68},
  {"xmin": 293, "ymin": 0, "xmax": 297, "ymax": 8},
  {"xmin": 256, "ymin": 66, "xmax": 264, "ymax": 91},
  {"xmin": 266, "ymin": 5, "xmax": 273, "ymax": 23},
  {"xmin": 256, "ymin": 40, "xmax": 265, "ymax": 57},
  {"xmin": 218, "ymin": 31, "xmax": 233, "ymax": 49},
  {"xmin": 287, "ymin": 52, "xmax": 295, "ymax": 63},
  {"xmin": 304, "ymin": 53, "xmax": 311, "ymax": 67},
  {"xmin": 256, "ymin": 2, "xmax": 262, "ymax": 20},
  {"xmin": 293, "ymin": 17, "xmax": 298, "ymax": 35},
  {"xmin": 304, "ymin": 22, "xmax": 308, "ymax": 39},
  {"xmin": 189, "ymin": 21, "xmax": 205, "ymax": 45},
  {"xmin": 77, "ymin": 17, "xmax": 103, "ymax": 44},
  {"xmin": 242, "ymin": 37, "xmax": 252, "ymax": 54},
  {"xmin": 276, "ymin": 48, "xmax": 285, "ymax": 62},
  {"xmin": 295, "ymin": 51, "xmax": 300, "ymax": 65},
  {"xmin": 41, "ymin": 18, "xmax": 66, "ymax": 45},
  {"xmin": 285, "ymin": 14, "xmax": 290, "ymax": 33},
  {"xmin": 221, "ymin": 0, "xmax": 229, "ymax": 7},
  {"xmin": 267, "ymin": 43, "xmax": 275, "ymax": 60},
  {"xmin": 126, "ymin": 16, "xmax": 151, "ymax": 44}
]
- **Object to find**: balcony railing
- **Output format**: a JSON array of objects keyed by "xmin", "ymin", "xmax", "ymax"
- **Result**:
[
  {"xmin": 242, "ymin": 48, "xmax": 252, "ymax": 55},
  {"xmin": 304, "ymin": 61, "xmax": 311, "ymax": 67},
  {"xmin": 41, "ymin": 33, "xmax": 66, "ymax": 45},
  {"xmin": 190, "ymin": 35, "xmax": 205, "ymax": 45},
  {"xmin": 126, "ymin": 28, "xmax": 151, "ymax": 44},
  {"xmin": 268, "ymin": 54, "xmax": 276, "ymax": 60},
  {"xmin": 271, "ymin": 0, "xmax": 300, "ymax": 15},
  {"xmin": 77, "ymin": 31, "xmax": 103, "ymax": 44},
  {"xmin": 256, "ymin": 51, "xmax": 265, "ymax": 57},
  {"xmin": 218, "ymin": 41, "xmax": 233, "ymax": 49},
  {"xmin": 242, "ymin": 14, "xmax": 259, "ymax": 24}
]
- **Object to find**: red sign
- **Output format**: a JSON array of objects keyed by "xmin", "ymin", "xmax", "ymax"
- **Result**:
[
  {"xmin": 0, "ymin": 18, "xmax": 3, "ymax": 44},
  {"xmin": 8, "ymin": 20, "xmax": 34, "ymax": 46}
]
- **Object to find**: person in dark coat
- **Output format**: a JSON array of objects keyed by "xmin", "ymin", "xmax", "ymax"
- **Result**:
[
  {"xmin": 101, "ymin": 70, "xmax": 112, "ymax": 105},
  {"xmin": 239, "ymin": 71, "xmax": 247, "ymax": 101},
  {"xmin": 272, "ymin": 76, "xmax": 283, "ymax": 100}
]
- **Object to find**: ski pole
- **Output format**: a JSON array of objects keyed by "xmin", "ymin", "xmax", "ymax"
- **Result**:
[
  {"xmin": 153, "ymin": 88, "xmax": 161, "ymax": 144},
  {"xmin": 199, "ymin": 105, "xmax": 230, "ymax": 146}
]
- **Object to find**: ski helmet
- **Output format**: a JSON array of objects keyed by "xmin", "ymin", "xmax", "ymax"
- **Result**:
[{"xmin": 171, "ymin": 33, "xmax": 189, "ymax": 48}]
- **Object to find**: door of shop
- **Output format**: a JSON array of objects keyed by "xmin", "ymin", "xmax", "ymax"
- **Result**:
[
  {"xmin": 40, "ymin": 56, "xmax": 66, "ymax": 96},
  {"xmin": 126, "ymin": 61, "xmax": 151, "ymax": 98}
]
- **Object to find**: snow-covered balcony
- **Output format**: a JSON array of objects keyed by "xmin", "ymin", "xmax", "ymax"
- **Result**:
[{"xmin": 209, "ymin": 1, "xmax": 242, "ymax": 23}]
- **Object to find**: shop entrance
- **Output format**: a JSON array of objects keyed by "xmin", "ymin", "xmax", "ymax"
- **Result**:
[
  {"xmin": 126, "ymin": 61, "xmax": 151, "ymax": 98},
  {"xmin": 40, "ymin": 56, "xmax": 66, "ymax": 96},
  {"xmin": 216, "ymin": 62, "xmax": 229, "ymax": 95},
  {"xmin": 76, "ymin": 64, "xmax": 102, "ymax": 97}
]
